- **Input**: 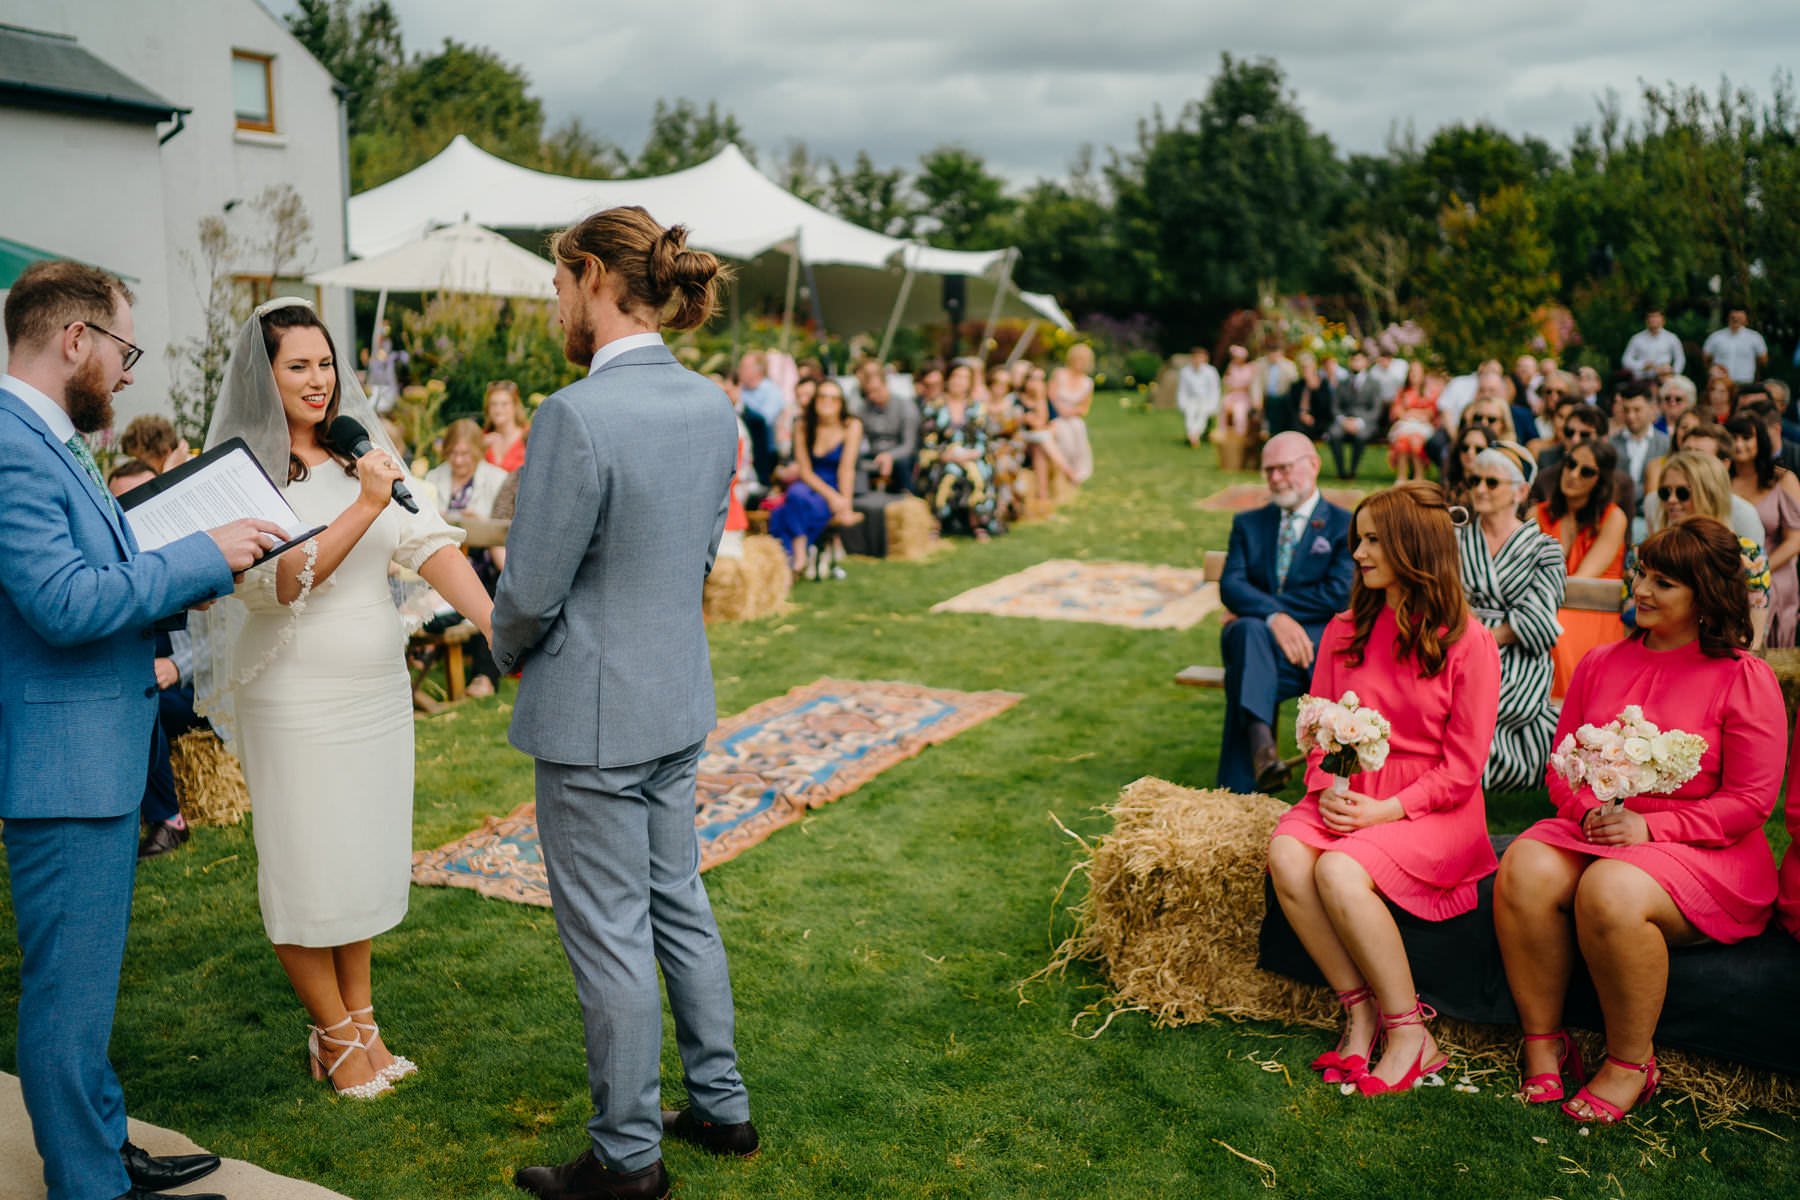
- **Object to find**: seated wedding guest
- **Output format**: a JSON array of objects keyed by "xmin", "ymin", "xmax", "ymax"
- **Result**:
[
  {"xmin": 1642, "ymin": 423, "xmax": 1759, "ymax": 544},
  {"xmin": 1178, "ymin": 345, "xmax": 1220, "ymax": 447},
  {"xmin": 768, "ymin": 380, "xmax": 863, "ymax": 577},
  {"xmin": 1609, "ymin": 382, "xmax": 1667, "ymax": 515},
  {"xmin": 1018, "ymin": 365, "xmax": 1077, "ymax": 490},
  {"xmin": 1494, "ymin": 518, "xmax": 1786, "ymax": 1123},
  {"xmin": 1510, "ymin": 354, "xmax": 1542, "ymax": 436},
  {"xmin": 1703, "ymin": 371, "xmax": 1736, "ymax": 424},
  {"xmin": 1260, "ymin": 344, "xmax": 1301, "ymax": 436},
  {"xmin": 1326, "ymin": 350, "xmax": 1386, "ymax": 480},
  {"xmin": 1458, "ymin": 442, "xmax": 1564, "ymax": 791},
  {"xmin": 1576, "ymin": 365, "xmax": 1606, "ymax": 408},
  {"xmin": 986, "ymin": 365, "xmax": 1014, "ymax": 409},
  {"xmin": 1048, "ymin": 343, "xmax": 1096, "ymax": 484},
  {"xmin": 425, "ymin": 419, "xmax": 509, "ymax": 522},
  {"xmin": 914, "ymin": 361, "xmax": 946, "ymax": 408},
  {"xmin": 1267, "ymin": 482, "xmax": 1501, "ymax": 1095},
  {"xmin": 917, "ymin": 362, "xmax": 1000, "ymax": 540},
  {"xmin": 1296, "ymin": 351, "xmax": 1334, "ymax": 440},
  {"xmin": 1534, "ymin": 406, "xmax": 1633, "ymax": 514},
  {"xmin": 1725, "ymin": 414, "xmax": 1800, "ymax": 646},
  {"xmin": 1643, "ymin": 407, "xmax": 1705, "ymax": 500},
  {"xmin": 1443, "ymin": 425, "xmax": 1494, "ymax": 508},
  {"xmin": 1535, "ymin": 439, "xmax": 1628, "ymax": 700},
  {"xmin": 1633, "ymin": 451, "xmax": 1771, "ymax": 647},
  {"xmin": 1767, "ymin": 379, "xmax": 1800, "ymax": 446},
  {"xmin": 1216, "ymin": 433, "xmax": 1354, "ymax": 793},
  {"xmin": 1385, "ymin": 360, "xmax": 1438, "ymax": 482},
  {"xmin": 1459, "ymin": 387, "xmax": 1518, "ymax": 444},
  {"xmin": 1220, "ymin": 344, "xmax": 1256, "ymax": 439},
  {"xmin": 481, "ymin": 379, "xmax": 529, "ymax": 472},
  {"xmin": 1527, "ymin": 396, "xmax": 1581, "ymax": 462},
  {"xmin": 118, "ymin": 413, "xmax": 190, "ymax": 473},
  {"xmin": 738, "ymin": 350, "xmax": 784, "ymax": 483},
  {"xmin": 1656, "ymin": 374, "xmax": 1696, "ymax": 434},
  {"xmin": 1738, "ymin": 397, "xmax": 1800, "ymax": 477},
  {"xmin": 854, "ymin": 358, "xmax": 921, "ymax": 493}
]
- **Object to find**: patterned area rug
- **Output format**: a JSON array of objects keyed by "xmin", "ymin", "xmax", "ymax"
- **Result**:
[
  {"xmin": 930, "ymin": 559, "xmax": 1220, "ymax": 630},
  {"xmin": 411, "ymin": 678, "xmax": 1021, "ymax": 907},
  {"xmin": 1195, "ymin": 483, "xmax": 1367, "ymax": 513}
]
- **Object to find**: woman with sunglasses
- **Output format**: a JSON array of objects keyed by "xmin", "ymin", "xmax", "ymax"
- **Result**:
[
  {"xmin": 1632, "ymin": 451, "xmax": 1771, "ymax": 648},
  {"xmin": 1443, "ymin": 426, "xmax": 1494, "ymax": 507},
  {"xmin": 1267, "ymin": 482, "xmax": 1500, "ymax": 1096},
  {"xmin": 1725, "ymin": 415, "xmax": 1800, "ymax": 646},
  {"xmin": 1494, "ymin": 517, "xmax": 1786, "ymax": 1124},
  {"xmin": 1385, "ymin": 360, "xmax": 1439, "ymax": 482},
  {"xmin": 1535, "ymin": 440, "xmax": 1628, "ymax": 699},
  {"xmin": 1457, "ymin": 443, "xmax": 1565, "ymax": 792}
]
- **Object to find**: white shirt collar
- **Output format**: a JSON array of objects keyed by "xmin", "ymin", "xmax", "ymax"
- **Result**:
[
  {"xmin": 1280, "ymin": 488, "xmax": 1322, "ymax": 525},
  {"xmin": 0, "ymin": 374, "xmax": 76, "ymax": 442},
  {"xmin": 586, "ymin": 331, "xmax": 665, "ymax": 376}
]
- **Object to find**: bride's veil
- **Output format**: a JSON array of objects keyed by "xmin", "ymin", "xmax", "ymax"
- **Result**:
[{"xmin": 191, "ymin": 296, "xmax": 405, "ymax": 745}]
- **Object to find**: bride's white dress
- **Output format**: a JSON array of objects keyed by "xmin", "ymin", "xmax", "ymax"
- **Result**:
[{"xmin": 233, "ymin": 464, "xmax": 463, "ymax": 947}]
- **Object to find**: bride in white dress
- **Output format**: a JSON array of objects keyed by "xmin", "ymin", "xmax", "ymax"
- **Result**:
[{"xmin": 198, "ymin": 299, "xmax": 494, "ymax": 1098}]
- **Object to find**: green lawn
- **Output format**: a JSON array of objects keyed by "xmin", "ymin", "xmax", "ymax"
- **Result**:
[{"xmin": 2, "ymin": 397, "xmax": 1795, "ymax": 1199}]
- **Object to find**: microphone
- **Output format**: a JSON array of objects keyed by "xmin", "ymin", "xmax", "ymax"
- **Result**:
[{"xmin": 325, "ymin": 415, "xmax": 420, "ymax": 513}]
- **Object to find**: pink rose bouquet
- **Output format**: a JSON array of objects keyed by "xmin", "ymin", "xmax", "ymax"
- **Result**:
[
  {"xmin": 1295, "ymin": 691, "xmax": 1392, "ymax": 799},
  {"xmin": 1548, "ymin": 705, "xmax": 1707, "ymax": 815}
]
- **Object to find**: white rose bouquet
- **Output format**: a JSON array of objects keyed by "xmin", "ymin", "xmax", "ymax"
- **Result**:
[
  {"xmin": 1295, "ymin": 691, "xmax": 1392, "ymax": 799},
  {"xmin": 1548, "ymin": 705, "xmax": 1707, "ymax": 815}
]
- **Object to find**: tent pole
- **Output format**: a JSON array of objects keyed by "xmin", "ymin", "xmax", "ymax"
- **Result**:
[
  {"xmin": 371, "ymin": 287, "xmax": 389, "ymax": 356},
  {"xmin": 1005, "ymin": 321, "xmax": 1038, "ymax": 367},
  {"xmin": 876, "ymin": 260, "xmax": 917, "ymax": 365},
  {"xmin": 780, "ymin": 228, "xmax": 802, "ymax": 353},
  {"xmin": 977, "ymin": 247, "xmax": 1017, "ymax": 365}
]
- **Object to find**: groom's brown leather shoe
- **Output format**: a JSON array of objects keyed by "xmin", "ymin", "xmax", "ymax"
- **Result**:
[
  {"xmin": 661, "ymin": 1107, "xmax": 761, "ymax": 1157},
  {"xmin": 514, "ymin": 1148, "xmax": 669, "ymax": 1200}
]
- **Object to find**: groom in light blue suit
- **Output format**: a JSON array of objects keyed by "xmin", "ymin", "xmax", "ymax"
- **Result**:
[
  {"xmin": 496, "ymin": 210, "xmax": 755, "ymax": 1200},
  {"xmin": 0, "ymin": 262, "xmax": 283, "ymax": 1200}
]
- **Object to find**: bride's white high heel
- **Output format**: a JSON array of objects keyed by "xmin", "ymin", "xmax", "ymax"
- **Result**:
[
  {"xmin": 349, "ymin": 1005, "xmax": 418, "ymax": 1084},
  {"xmin": 307, "ymin": 1016, "xmax": 393, "ymax": 1100}
]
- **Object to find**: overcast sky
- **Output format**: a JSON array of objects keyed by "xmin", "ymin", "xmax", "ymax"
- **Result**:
[{"xmin": 289, "ymin": 0, "xmax": 1792, "ymax": 183}]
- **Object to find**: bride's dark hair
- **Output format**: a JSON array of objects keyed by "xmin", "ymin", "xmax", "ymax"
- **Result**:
[{"xmin": 261, "ymin": 303, "xmax": 357, "ymax": 484}]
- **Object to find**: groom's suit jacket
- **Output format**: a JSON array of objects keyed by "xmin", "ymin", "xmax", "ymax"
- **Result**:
[
  {"xmin": 491, "ymin": 344, "xmax": 738, "ymax": 768},
  {"xmin": 0, "ymin": 387, "xmax": 232, "ymax": 819}
]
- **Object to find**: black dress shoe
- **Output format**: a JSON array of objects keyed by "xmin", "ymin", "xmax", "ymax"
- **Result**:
[
  {"xmin": 1251, "ymin": 745, "xmax": 1293, "ymax": 794},
  {"xmin": 138, "ymin": 821, "xmax": 190, "ymax": 860},
  {"xmin": 122, "ymin": 1140, "xmax": 221, "ymax": 1191},
  {"xmin": 118, "ymin": 1188, "xmax": 224, "ymax": 1200},
  {"xmin": 661, "ymin": 1108, "xmax": 760, "ymax": 1158},
  {"xmin": 514, "ymin": 1148, "xmax": 669, "ymax": 1200}
]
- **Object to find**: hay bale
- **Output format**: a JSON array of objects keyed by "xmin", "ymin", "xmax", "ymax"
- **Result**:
[
  {"xmin": 170, "ymin": 729, "xmax": 251, "ymax": 827},
  {"xmin": 883, "ymin": 496, "xmax": 935, "ymax": 560},
  {"xmin": 1215, "ymin": 431, "xmax": 1261, "ymax": 472},
  {"xmin": 1037, "ymin": 776, "xmax": 1800, "ymax": 1121},
  {"xmin": 703, "ymin": 533, "xmax": 790, "ymax": 622}
]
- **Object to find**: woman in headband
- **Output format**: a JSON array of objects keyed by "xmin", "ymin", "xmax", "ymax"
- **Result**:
[{"xmin": 1456, "ymin": 442, "xmax": 1564, "ymax": 793}]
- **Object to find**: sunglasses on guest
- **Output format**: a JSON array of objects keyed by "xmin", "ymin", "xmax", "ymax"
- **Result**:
[
  {"xmin": 1565, "ymin": 463, "xmax": 1600, "ymax": 479},
  {"xmin": 1470, "ymin": 475, "xmax": 1513, "ymax": 490},
  {"xmin": 1658, "ymin": 485, "xmax": 1692, "ymax": 502}
]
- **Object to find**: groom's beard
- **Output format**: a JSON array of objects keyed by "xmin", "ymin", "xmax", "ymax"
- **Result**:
[
  {"xmin": 67, "ymin": 354, "xmax": 116, "ymax": 434},
  {"xmin": 564, "ymin": 309, "xmax": 597, "ymax": 368}
]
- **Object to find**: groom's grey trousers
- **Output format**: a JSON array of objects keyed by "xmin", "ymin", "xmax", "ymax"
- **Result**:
[{"xmin": 534, "ymin": 738, "xmax": 750, "ymax": 1172}]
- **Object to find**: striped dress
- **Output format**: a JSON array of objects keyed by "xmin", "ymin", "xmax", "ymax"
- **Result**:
[{"xmin": 1457, "ymin": 521, "xmax": 1565, "ymax": 793}]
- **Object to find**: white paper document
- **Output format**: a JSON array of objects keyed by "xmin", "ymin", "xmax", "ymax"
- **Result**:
[{"xmin": 120, "ymin": 438, "xmax": 320, "ymax": 558}]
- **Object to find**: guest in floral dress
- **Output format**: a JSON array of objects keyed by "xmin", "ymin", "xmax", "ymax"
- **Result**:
[{"xmin": 916, "ymin": 363, "xmax": 999, "ymax": 539}]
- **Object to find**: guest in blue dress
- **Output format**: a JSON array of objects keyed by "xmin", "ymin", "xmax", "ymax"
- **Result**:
[{"xmin": 769, "ymin": 379, "xmax": 863, "ymax": 574}]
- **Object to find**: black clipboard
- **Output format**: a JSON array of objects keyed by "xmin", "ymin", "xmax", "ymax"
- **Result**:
[{"xmin": 119, "ymin": 436, "xmax": 327, "ymax": 567}]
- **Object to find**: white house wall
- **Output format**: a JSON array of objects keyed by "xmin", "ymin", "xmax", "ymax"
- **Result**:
[{"xmin": 0, "ymin": 0, "xmax": 352, "ymax": 424}]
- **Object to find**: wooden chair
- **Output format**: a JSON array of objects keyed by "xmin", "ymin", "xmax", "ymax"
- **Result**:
[
  {"xmin": 1562, "ymin": 576, "xmax": 1623, "ymax": 613},
  {"xmin": 1176, "ymin": 551, "xmax": 1232, "ymax": 689},
  {"xmin": 410, "ymin": 619, "xmax": 477, "ymax": 706}
]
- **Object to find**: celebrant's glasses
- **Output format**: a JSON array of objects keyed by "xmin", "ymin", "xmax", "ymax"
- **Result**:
[
  {"xmin": 65, "ymin": 321, "xmax": 143, "ymax": 371},
  {"xmin": 1658, "ymin": 485, "xmax": 1693, "ymax": 502},
  {"xmin": 1471, "ymin": 475, "xmax": 1510, "ymax": 490}
]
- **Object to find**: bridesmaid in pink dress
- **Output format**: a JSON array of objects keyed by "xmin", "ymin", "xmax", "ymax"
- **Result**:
[
  {"xmin": 1268, "ymin": 482, "xmax": 1502, "ymax": 1096},
  {"xmin": 1781, "ymin": 705, "xmax": 1800, "ymax": 942},
  {"xmin": 1495, "ymin": 517, "xmax": 1786, "ymax": 1125}
]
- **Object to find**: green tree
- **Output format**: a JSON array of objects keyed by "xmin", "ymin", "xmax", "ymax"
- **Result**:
[
  {"xmin": 633, "ymin": 98, "xmax": 752, "ymax": 175},
  {"xmin": 350, "ymin": 40, "xmax": 546, "ymax": 188},
  {"xmin": 1420, "ymin": 185, "xmax": 1559, "ymax": 366},
  {"xmin": 1004, "ymin": 148, "xmax": 1119, "ymax": 318},
  {"xmin": 828, "ymin": 151, "xmax": 914, "ymax": 237},
  {"xmin": 1107, "ymin": 55, "xmax": 1344, "ymax": 339},
  {"xmin": 913, "ymin": 145, "xmax": 1015, "ymax": 250},
  {"xmin": 537, "ymin": 116, "xmax": 625, "ymax": 178},
  {"xmin": 771, "ymin": 140, "xmax": 830, "ymax": 206},
  {"xmin": 284, "ymin": 0, "xmax": 403, "ymax": 129}
]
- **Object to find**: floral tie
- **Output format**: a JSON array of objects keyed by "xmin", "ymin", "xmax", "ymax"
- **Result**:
[
  {"xmin": 65, "ymin": 434, "xmax": 107, "ymax": 493},
  {"xmin": 1276, "ymin": 511, "xmax": 1302, "ymax": 588}
]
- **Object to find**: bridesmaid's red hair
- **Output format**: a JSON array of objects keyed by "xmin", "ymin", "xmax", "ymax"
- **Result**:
[{"xmin": 1342, "ymin": 481, "xmax": 1469, "ymax": 678}]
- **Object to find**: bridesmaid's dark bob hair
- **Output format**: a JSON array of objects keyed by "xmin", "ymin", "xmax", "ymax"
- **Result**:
[
  {"xmin": 1342, "ymin": 481, "xmax": 1469, "ymax": 678},
  {"xmin": 1632, "ymin": 517, "xmax": 1753, "ymax": 657}
]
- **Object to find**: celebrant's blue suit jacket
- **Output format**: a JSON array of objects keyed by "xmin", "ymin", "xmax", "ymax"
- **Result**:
[
  {"xmin": 0, "ymin": 385, "xmax": 231, "ymax": 1200},
  {"xmin": 1215, "ymin": 497, "xmax": 1354, "ymax": 792}
]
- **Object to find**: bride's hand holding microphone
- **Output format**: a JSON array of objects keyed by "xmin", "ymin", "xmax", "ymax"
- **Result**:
[{"xmin": 352, "ymin": 448, "xmax": 408, "ymax": 516}]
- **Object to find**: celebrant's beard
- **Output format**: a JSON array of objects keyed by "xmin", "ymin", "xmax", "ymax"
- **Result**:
[
  {"xmin": 67, "ymin": 355, "xmax": 116, "ymax": 434},
  {"xmin": 564, "ymin": 309, "xmax": 597, "ymax": 369}
]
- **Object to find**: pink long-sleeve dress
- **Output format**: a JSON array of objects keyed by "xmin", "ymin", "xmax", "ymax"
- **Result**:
[
  {"xmin": 1518, "ymin": 637, "xmax": 1786, "ymax": 943},
  {"xmin": 1272, "ymin": 607, "xmax": 1503, "ymax": 920},
  {"xmin": 1769, "ymin": 706, "xmax": 1799, "ymax": 941}
]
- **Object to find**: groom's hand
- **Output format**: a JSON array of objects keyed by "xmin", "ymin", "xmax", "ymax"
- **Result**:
[{"xmin": 207, "ymin": 518, "xmax": 290, "ymax": 573}]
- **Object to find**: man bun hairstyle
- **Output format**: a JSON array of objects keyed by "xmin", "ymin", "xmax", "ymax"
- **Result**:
[
  {"xmin": 4, "ymin": 259, "xmax": 133, "ymax": 352},
  {"xmin": 551, "ymin": 206, "xmax": 732, "ymax": 332}
]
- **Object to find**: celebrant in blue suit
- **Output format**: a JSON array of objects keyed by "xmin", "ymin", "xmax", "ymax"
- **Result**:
[
  {"xmin": 0, "ymin": 261, "xmax": 283, "ymax": 1200},
  {"xmin": 1217, "ymin": 431, "xmax": 1355, "ymax": 794}
]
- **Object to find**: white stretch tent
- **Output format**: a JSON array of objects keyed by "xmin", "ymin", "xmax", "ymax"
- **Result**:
[
  {"xmin": 344, "ymin": 136, "xmax": 1071, "ymax": 343},
  {"xmin": 310, "ymin": 221, "xmax": 555, "ymax": 299}
]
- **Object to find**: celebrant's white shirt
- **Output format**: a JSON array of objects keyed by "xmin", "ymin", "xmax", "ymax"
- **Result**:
[
  {"xmin": 1, "ymin": 374, "xmax": 76, "ymax": 442},
  {"xmin": 587, "ymin": 331, "xmax": 665, "ymax": 376}
]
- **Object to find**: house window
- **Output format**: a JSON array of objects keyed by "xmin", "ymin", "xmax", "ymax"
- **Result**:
[{"xmin": 232, "ymin": 51, "xmax": 275, "ymax": 132}]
